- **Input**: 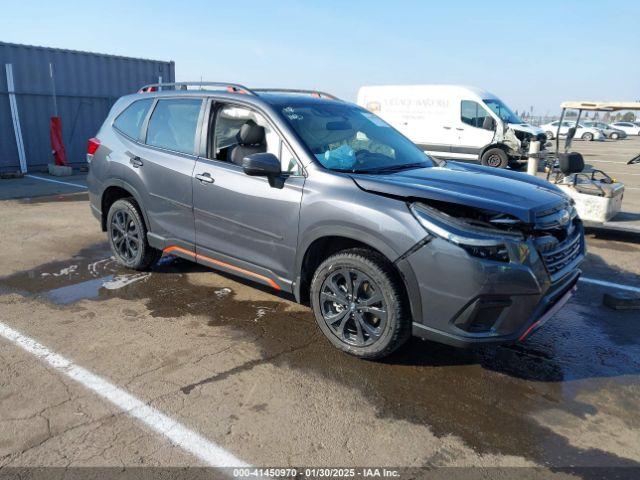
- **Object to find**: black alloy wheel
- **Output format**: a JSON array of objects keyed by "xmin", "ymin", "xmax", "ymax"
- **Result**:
[{"xmin": 319, "ymin": 267, "xmax": 388, "ymax": 347}]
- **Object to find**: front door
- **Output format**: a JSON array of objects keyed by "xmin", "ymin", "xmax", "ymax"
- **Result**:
[
  {"xmin": 192, "ymin": 103, "xmax": 304, "ymax": 290},
  {"xmin": 453, "ymin": 100, "xmax": 496, "ymax": 160}
]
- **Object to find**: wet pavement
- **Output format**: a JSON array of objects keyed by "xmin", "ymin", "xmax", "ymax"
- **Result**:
[{"xmin": 1, "ymin": 193, "xmax": 640, "ymax": 475}]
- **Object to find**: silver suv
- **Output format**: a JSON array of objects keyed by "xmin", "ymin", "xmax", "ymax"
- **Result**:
[{"xmin": 87, "ymin": 82, "xmax": 584, "ymax": 359}]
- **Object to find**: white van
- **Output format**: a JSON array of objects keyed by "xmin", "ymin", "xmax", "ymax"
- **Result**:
[{"xmin": 357, "ymin": 85, "xmax": 546, "ymax": 169}]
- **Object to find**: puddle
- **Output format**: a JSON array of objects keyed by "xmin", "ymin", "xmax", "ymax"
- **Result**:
[{"xmin": 1, "ymin": 244, "xmax": 640, "ymax": 470}]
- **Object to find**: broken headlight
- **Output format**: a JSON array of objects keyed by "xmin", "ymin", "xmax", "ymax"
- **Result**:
[{"xmin": 410, "ymin": 203, "xmax": 523, "ymax": 263}]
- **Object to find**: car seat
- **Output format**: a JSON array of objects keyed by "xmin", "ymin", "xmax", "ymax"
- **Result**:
[{"xmin": 229, "ymin": 120, "xmax": 266, "ymax": 166}]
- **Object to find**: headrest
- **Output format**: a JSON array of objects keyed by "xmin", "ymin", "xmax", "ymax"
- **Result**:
[
  {"xmin": 558, "ymin": 152, "xmax": 584, "ymax": 174},
  {"xmin": 236, "ymin": 120, "xmax": 265, "ymax": 146}
]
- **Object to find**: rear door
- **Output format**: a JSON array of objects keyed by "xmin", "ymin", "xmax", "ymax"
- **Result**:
[
  {"xmin": 192, "ymin": 102, "xmax": 305, "ymax": 290},
  {"xmin": 137, "ymin": 97, "xmax": 204, "ymax": 247}
]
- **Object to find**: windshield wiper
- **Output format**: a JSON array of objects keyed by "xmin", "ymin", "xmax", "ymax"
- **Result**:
[{"xmin": 359, "ymin": 162, "xmax": 430, "ymax": 174}]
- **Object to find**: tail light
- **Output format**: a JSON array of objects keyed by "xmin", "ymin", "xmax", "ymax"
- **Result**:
[{"xmin": 87, "ymin": 137, "xmax": 100, "ymax": 163}]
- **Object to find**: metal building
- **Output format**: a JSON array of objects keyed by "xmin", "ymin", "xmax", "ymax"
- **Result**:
[{"xmin": 1, "ymin": 42, "xmax": 174, "ymax": 173}]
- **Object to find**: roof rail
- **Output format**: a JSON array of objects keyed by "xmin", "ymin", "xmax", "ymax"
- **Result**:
[
  {"xmin": 138, "ymin": 82, "xmax": 255, "ymax": 95},
  {"xmin": 252, "ymin": 88, "xmax": 340, "ymax": 100}
]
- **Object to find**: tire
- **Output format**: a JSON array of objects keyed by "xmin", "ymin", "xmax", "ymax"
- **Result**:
[
  {"xmin": 582, "ymin": 132, "xmax": 594, "ymax": 141},
  {"xmin": 610, "ymin": 132, "xmax": 619, "ymax": 140},
  {"xmin": 545, "ymin": 131, "xmax": 554, "ymax": 140},
  {"xmin": 310, "ymin": 248, "xmax": 410, "ymax": 359},
  {"xmin": 480, "ymin": 148, "xmax": 509, "ymax": 168},
  {"xmin": 107, "ymin": 198, "xmax": 161, "ymax": 270}
]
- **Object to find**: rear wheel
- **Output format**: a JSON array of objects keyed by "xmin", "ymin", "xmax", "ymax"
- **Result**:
[
  {"xmin": 582, "ymin": 132, "xmax": 594, "ymax": 141},
  {"xmin": 310, "ymin": 248, "xmax": 410, "ymax": 359},
  {"xmin": 481, "ymin": 148, "xmax": 509, "ymax": 168},
  {"xmin": 545, "ymin": 131, "xmax": 554, "ymax": 140},
  {"xmin": 610, "ymin": 132, "xmax": 620, "ymax": 140},
  {"xmin": 107, "ymin": 198, "xmax": 160, "ymax": 270}
]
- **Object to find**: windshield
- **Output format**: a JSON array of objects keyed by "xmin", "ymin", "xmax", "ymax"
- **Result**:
[
  {"xmin": 279, "ymin": 103, "xmax": 435, "ymax": 173},
  {"xmin": 483, "ymin": 98, "xmax": 523, "ymax": 124}
]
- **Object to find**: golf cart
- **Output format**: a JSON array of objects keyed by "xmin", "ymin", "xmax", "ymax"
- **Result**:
[{"xmin": 545, "ymin": 101, "xmax": 640, "ymax": 234}]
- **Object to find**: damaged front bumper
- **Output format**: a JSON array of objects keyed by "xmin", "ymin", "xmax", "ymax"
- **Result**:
[{"xmin": 397, "ymin": 220, "xmax": 585, "ymax": 348}]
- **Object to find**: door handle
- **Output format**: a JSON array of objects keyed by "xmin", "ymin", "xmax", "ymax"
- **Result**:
[
  {"xmin": 129, "ymin": 156, "xmax": 143, "ymax": 168},
  {"xmin": 195, "ymin": 172, "xmax": 214, "ymax": 184},
  {"xmin": 443, "ymin": 126, "xmax": 452, "ymax": 130},
  {"xmin": 456, "ymin": 128, "xmax": 465, "ymax": 131}
]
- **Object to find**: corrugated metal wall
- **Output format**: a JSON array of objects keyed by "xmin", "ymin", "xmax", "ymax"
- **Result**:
[{"xmin": 0, "ymin": 42, "xmax": 174, "ymax": 173}]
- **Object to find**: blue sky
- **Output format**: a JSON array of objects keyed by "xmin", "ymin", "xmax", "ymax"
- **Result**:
[{"xmin": 2, "ymin": 0, "xmax": 639, "ymax": 114}]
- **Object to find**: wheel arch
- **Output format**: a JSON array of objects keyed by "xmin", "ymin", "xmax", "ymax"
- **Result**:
[
  {"xmin": 100, "ymin": 179, "xmax": 150, "ymax": 232},
  {"xmin": 294, "ymin": 228, "xmax": 420, "ymax": 324},
  {"xmin": 479, "ymin": 142, "xmax": 512, "ymax": 161}
]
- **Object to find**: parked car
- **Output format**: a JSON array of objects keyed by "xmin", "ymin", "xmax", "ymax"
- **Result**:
[
  {"xmin": 540, "ymin": 121, "xmax": 605, "ymax": 141},
  {"xmin": 87, "ymin": 82, "xmax": 584, "ymax": 359},
  {"xmin": 609, "ymin": 121, "xmax": 640, "ymax": 136},
  {"xmin": 582, "ymin": 121, "xmax": 626, "ymax": 139},
  {"xmin": 357, "ymin": 85, "xmax": 546, "ymax": 169}
]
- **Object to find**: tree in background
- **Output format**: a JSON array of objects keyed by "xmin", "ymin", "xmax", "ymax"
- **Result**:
[{"xmin": 622, "ymin": 112, "xmax": 636, "ymax": 122}]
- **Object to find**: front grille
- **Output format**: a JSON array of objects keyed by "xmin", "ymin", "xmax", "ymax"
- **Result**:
[{"xmin": 537, "ymin": 230, "xmax": 582, "ymax": 281}]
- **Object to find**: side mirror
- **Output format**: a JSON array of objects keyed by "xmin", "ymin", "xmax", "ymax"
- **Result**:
[
  {"xmin": 242, "ymin": 153, "xmax": 281, "ymax": 177},
  {"xmin": 482, "ymin": 116, "xmax": 496, "ymax": 130}
]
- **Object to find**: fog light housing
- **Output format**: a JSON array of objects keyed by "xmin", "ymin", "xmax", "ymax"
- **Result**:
[{"xmin": 454, "ymin": 296, "xmax": 513, "ymax": 333}]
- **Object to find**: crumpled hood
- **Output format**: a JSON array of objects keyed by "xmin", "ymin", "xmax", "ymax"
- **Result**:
[{"xmin": 351, "ymin": 162, "xmax": 569, "ymax": 224}]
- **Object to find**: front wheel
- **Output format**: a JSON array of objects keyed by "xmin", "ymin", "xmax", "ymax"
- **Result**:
[
  {"xmin": 546, "ymin": 131, "xmax": 554, "ymax": 140},
  {"xmin": 481, "ymin": 148, "xmax": 509, "ymax": 168},
  {"xmin": 107, "ymin": 198, "xmax": 161, "ymax": 270},
  {"xmin": 610, "ymin": 132, "xmax": 620, "ymax": 140},
  {"xmin": 582, "ymin": 132, "xmax": 594, "ymax": 141},
  {"xmin": 310, "ymin": 248, "xmax": 411, "ymax": 359}
]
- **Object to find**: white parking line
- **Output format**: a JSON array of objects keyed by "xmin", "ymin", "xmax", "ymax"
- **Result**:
[
  {"xmin": 580, "ymin": 277, "xmax": 640, "ymax": 293},
  {"xmin": 25, "ymin": 174, "xmax": 87, "ymax": 189},
  {"xmin": 0, "ymin": 321, "xmax": 250, "ymax": 468},
  {"xmin": 587, "ymin": 159, "xmax": 627, "ymax": 164}
]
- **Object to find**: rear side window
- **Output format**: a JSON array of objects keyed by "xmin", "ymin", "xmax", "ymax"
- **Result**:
[
  {"xmin": 146, "ymin": 99, "xmax": 203, "ymax": 155},
  {"xmin": 460, "ymin": 100, "xmax": 491, "ymax": 128},
  {"xmin": 113, "ymin": 99, "xmax": 153, "ymax": 139}
]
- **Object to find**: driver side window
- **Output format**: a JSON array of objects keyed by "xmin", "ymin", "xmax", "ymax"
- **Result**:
[
  {"xmin": 460, "ymin": 100, "xmax": 490, "ymax": 128},
  {"xmin": 210, "ymin": 104, "xmax": 301, "ymax": 174}
]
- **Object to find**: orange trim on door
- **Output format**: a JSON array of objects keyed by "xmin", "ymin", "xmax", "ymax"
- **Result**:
[{"xmin": 162, "ymin": 246, "xmax": 280, "ymax": 291}]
